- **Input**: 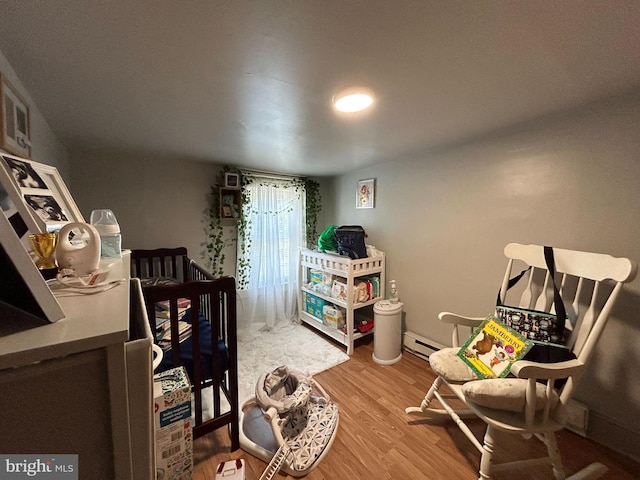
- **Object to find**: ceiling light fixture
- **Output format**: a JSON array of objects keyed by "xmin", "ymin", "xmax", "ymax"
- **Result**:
[{"xmin": 332, "ymin": 87, "xmax": 375, "ymax": 113}]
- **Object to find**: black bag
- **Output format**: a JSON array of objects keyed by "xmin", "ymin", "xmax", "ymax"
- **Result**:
[
  {"xmin": 495, "ymin": 246, "xmax": 576, "ymax": 385},
  {"xmin": 496, "ymin": 246, "xmax": 567, "ymax": 344},
  {"xmin": 334, "ymin": 225, "xmax": 367, "ymax": 259}
]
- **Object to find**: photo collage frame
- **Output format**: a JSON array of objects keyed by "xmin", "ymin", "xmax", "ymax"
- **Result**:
[
  {"xmin": 0, "ymin": 153, "xmax": 80, "ymax": 323},
  {"xmin": 0, "ymin": 153, "xmax": 84, "ymax": 235}
]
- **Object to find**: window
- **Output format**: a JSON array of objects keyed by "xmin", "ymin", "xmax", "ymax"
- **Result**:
[{"xmin": 238, "ymin": 175, "xmax": 305, "ymax": 331}]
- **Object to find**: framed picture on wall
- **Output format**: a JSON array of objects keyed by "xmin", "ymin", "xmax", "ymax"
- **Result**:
[
  {"xmin": 0, "ymin": 73, "xmax": 31, "ymax": 159},
  {"xmin": 356, "ymin": 178, "xmax": 375, "ymax": 209},
  {"xmin": 225, "ymin": 172, "xmax": 240, "ymax": 188},
  {"xmin": 0, "ymin": 153, "xmax": 84, "ymax": 233}
]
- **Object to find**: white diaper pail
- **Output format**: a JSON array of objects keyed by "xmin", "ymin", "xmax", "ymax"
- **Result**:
[
  {"xmin": 56, "ymin": 222, "xmax": 101, "ymax": 275},
  {"xmin": 373, "ymin": 301, "xmax": 404, "ymax": 365}
]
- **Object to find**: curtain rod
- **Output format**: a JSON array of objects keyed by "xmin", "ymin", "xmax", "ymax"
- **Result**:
[{"xmin": 240, "ymin": 169, "xmax": 303, "ymax": 181}]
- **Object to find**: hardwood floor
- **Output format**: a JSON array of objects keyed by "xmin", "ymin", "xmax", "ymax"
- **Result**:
[{"xmin": 193, "ymin": 330, "xmax": 640, "ymax": 480}]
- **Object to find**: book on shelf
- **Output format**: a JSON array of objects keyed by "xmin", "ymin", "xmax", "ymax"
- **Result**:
[
  {"xmin": 155, "ymin": 306, "xmax": 189, "ymax": 321},
  {"xmin": 156, "ymin": 298, "xmax": 191, "ymax": 311},
  {"xmin": 154, "ymin": 302, "xmax": 190, "ymax": 333},
  {"xmin": 157, "ymin": 320, "xmax": 192, "ymax": 351},
  {"xmin": 457, "ymin": 315, "xmax": 534, "ymax": 379},
  {"xmin": 155, "ymin": 311, "xmax": 189, "ymax": 339}
]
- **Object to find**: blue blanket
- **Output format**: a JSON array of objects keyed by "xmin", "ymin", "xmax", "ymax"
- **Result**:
[{"xmin": 156, "ymin": 309, "xmax": 230, "ymax": 381}]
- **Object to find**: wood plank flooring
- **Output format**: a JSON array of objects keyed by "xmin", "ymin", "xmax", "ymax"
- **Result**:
[{"xmin": 193, "ymin": 328, "xmax": 640, "ymax": 480}]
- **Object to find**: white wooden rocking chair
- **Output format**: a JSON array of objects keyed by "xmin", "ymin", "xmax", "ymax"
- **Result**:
[{"xmin": 406, "ymin": 243, "xmax": 637, "ymax": 480}]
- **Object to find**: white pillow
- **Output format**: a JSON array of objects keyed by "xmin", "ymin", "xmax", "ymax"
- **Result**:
[
  {"xmin": 429, "ymin": 347, "xmax": 478, "ymax": 382},
  {"xmin": 462, "ymin": 378, "xmax": 559, "ymax": 412}
]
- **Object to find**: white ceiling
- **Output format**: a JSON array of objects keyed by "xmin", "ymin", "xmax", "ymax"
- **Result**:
[{"xmin": 0, "ymin": 1, "xmax": 639, "ymax": 176}]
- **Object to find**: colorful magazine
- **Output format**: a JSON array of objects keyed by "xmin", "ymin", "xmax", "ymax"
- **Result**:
[{"xmin": 457, "ymin": 315, "xmax": 534, "ymax": 379}]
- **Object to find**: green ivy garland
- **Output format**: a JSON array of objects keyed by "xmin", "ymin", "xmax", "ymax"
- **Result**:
[
  {"xmin": 236, "ymin": 172, "xmax": 253, "ymax": 288},
  {"xmin": 206, "ymin": 167, "xmax": 321, "ymax": 288},
  {"xmin": 304, "ymin": 178, "xmax": 322, "ymax": 248},
  {"xmin": 205, "ymin": 165, "xmax": 240, "ymax": 277}
]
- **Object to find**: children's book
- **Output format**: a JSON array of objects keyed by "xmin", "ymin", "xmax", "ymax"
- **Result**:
[
  {"xmin": 157, "ymin": 320, "xmax": 193, "ymax": 351},
  {"xmin": 457, "ymin": 315, "xmax": 534, "ymax": 379},
  {"xmin": 156, "ymin": 298, "xmax": 191, "ymax": 310}
]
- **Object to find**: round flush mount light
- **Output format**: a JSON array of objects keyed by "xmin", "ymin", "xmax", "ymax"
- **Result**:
[{"xmin": 332, "ymin": 87, "xmax": 376, "ymax": 113}]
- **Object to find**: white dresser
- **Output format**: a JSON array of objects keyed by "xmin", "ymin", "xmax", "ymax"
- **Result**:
[{"xmin": 0, "ymin": 252, "xmax": 154, "ymax": 479}]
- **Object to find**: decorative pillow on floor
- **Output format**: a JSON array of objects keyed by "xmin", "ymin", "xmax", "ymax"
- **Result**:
[
  {"xmin": 462, "ymin": 378, "xmax": 559, "ymax": 412},
  {"xmin": 429, "ymin": 347, "xmax": 479, "ymax": 383}
]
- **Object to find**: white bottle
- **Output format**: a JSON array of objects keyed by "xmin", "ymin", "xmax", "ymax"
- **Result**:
[
  {"xmin": 90, "ymin": 209, "xmax": 122, "ymax": 258},
  {"xmin": 389, "ymin": 280, "xmax": 398, "ymax": 304}
]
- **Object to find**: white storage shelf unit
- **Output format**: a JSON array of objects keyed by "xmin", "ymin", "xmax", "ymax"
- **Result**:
[{"xmin": 298, "ymin": 248, "xmax": 385, "ymax": 355}]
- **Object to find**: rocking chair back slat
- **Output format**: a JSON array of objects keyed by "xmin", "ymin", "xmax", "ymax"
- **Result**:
[
  {"xmin": 520, "ymin": 266, "xmax": 535, "ymax": 309},
  {"xmin": 571, "ymin": 281, "xmax": 600, "ymax": 357},
  {"xmin": 499, "ymin": 258, "xmax": 514, "ymax": 306},
  {"xmin": 533, "ymin": 269, "xmax": 552, "ymax": 312}
]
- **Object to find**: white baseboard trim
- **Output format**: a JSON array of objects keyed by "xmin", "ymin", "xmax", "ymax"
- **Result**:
[{"xmin": 403, "ymin": 331, "xmax": 446, "ymax": 360}]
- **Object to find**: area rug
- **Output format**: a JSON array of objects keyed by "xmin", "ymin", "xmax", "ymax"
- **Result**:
[{"xmin": 236, "ymin": 323, "xmax": 350, "ymax": 404}]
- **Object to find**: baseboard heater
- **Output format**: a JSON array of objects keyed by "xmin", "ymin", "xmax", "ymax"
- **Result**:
[{"xmin": 403, "ymin": 331, "xmax": 446, "ymax": 360}]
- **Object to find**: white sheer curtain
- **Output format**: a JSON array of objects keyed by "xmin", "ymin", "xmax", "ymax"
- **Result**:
[{"xmin": 238, "ymin": 176, "xmax": 305, "ymax": 333}]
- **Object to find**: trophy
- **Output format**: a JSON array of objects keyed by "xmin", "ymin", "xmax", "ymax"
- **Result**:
[{"xmin": 29, "ymin": 232, "xmax": 58, "ymax": 278}]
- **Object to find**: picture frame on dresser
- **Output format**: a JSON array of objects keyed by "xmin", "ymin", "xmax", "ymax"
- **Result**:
[
  {"xmin": 0, "ymin": 153, "xmax": 84, "ymax": 233},
  {"xmin": 0, "ymin": 73, "xmax": 31, "ymax": 159},
  {"xmin": 0, "ymin": 205, "xmax": 65, "ymax": 326}
]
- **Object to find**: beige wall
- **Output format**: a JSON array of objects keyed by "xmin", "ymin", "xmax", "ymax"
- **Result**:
[
  {"xmin": 329, "ymin": 91, "xmax": 640, "ymax": 456},
  {"xmin": 69, "ymin": 151, "xmax": 233, "ymax": 272},
  {"xmin": 70, "ymin": 152, "xmax": 328, "ymax": 276}
]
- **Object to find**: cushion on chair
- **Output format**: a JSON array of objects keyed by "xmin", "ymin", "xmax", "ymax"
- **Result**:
[
  {"xmin": 429, "ymin": 347, "xmax": 479, "ymax": 382},
  {"xmin": 462, "ymin": 378, "xmax": 559, "ymax": 412}
]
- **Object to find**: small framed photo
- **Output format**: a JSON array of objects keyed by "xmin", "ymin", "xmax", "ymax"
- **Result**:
[
  {"xmin": 0, "ymin": 73, "xmax": 31, "ymax": 158},
  {"xmin": 0, "ymin": 153, "xmax": 84, "ymax": 233},
  {"xmin": 225, "ymin": 172, "xmax": 240, "ymax": 188},
  {"xmin": 356, "ymin": 178, "xmax": 375, "ymax": 209},
  {"xmin": 221, "ymin": 205, "xmax": 233, "ymax": 218}
]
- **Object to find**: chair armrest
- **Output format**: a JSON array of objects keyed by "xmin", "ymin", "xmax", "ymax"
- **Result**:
[
  {"xmin": 511, "ymin": 359, "xmax": 585, "ymax": 426},
  {"xmin": 510, "ymin": 359, "xmax": 584, "ymax": 380},
  {"xmin": 438, "ymin": 312, "xmax": 485, "ymax": 347},
  {"xmin": 438, "ymin": 312, "xmax": 485, "ymax": 327}
]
